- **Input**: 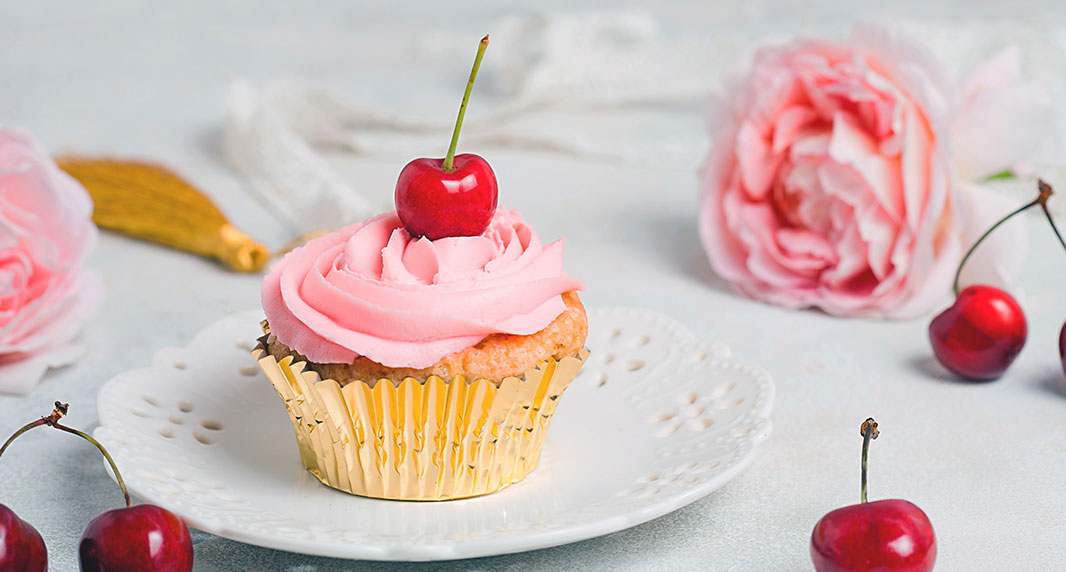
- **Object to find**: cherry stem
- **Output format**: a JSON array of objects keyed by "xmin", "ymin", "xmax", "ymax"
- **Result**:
[
  {"xmin": 0, "ymin": 419, "xmax": 48, "ymax": 457},
  {"xmin": 952, "ymin": 180, "xmax": 1055, "ymax": 297},
  {"xmin": 1037, "ymin": 180, "xmax": 1066, "ymax": 255},
  {"xmin": 442, "ymin": 34, "xmax": 489, "ymax": 172},
  {"xmin": 0, "ymin": 402, "xmax": 131, "ymax": 508},
  {"xmin": 52, "ymin": 422, "xmax": 131, "ymax": 507},
  {"xmin": 860, "ymin": 418, "xmax": 879, "ymax": 504}
]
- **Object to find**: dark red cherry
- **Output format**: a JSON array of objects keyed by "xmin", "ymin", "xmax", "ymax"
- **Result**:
[
  {"xmin": 0, "ymin": 503, "xmax": 46, "ymax": 572},
  {"xmin": 79, "ymin": 504, "xmax": 193, "ymax": 572},
  {"xmin": 812, "ymin": 499, "xmax": 936, "ymax": 572},
  {"xmin": 1059, "ymin": 322, "xmax": 1066, "ymax": 377},
  {"xmin": 810, "ymin": 419, "xmax": 935, "ymax": 572},
  {"xmin": 928, "ymin": 284, "xmax": 1026, "ymax": 381}
]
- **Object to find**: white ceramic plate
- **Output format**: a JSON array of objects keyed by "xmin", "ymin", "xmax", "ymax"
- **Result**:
[{"xmin": 94, "ymin": 307, "xmax": 774, "ymax": 561}]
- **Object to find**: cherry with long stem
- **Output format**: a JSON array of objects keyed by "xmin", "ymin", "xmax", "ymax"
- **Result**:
[
  {"xmin": 811, "ymin": 418, "xmax": 936, "ymax": 572},
  {"xmin": 441, "ymin": 34, "xmax": 489, "ymax": 172},
  {"xmin": 395, "ymin": 34, "xmax": 498, "ymax": 240},
  {"xmin": 0, "ymin": 401, "xmax": 131, "ymax": 507},
  {"xmin": 930, "ymin": 182, "xmax": 1054, "ymax": 381}
]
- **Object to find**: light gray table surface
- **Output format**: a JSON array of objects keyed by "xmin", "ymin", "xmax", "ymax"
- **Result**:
[{"xmin": 3, "ymin": 1, "xmax": 1066, "ymax": 570}]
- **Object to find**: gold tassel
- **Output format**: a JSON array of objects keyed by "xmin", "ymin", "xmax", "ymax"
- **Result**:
[{"xmin": 57, "ymin": 158, "xmax": 269, "ymax": 272}]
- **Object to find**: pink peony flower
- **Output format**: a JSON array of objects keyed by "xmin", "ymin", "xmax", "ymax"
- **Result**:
[
  {"xmin": 0, "ymin": 128, "xmax": 102, "ymax": 393},
  {"xmin": 699, "ymin": 24, "xmax": 1051, "ymax": 318}
]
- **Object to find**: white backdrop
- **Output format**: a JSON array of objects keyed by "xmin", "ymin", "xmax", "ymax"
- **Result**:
[{"xmin": 2, "ymin": 1, "xmax": 1065, "ymax": 570}]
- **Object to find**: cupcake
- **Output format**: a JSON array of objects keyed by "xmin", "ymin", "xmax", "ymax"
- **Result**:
[
  {"xmin": 252, "ymin": 207, "xmax": 587, "ymax": 500},
  {"xmin": 252, "ymin": 35, "xmax": 587, "ymax": 500}
]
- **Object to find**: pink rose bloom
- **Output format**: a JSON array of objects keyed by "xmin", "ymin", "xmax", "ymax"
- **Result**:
[
  {"xmin": 699, "ymin": 24, "xmax": 1051, "ymax": 318},
  {"xmin": 0, "ymin": 129, "xmax": 102, "ymax": 393}
]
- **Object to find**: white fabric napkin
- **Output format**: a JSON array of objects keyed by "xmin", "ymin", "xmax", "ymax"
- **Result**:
[{"xmin": 223, "ymin": 11, "xmax": 715, "ymax": 235}]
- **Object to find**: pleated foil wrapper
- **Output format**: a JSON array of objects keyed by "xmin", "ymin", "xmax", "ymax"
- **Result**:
[{"xmin": 252, "ymin": 337, "xmax": 588, "ymax": 501}]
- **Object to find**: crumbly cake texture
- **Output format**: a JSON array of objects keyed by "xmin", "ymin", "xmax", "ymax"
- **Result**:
[{"xmin": 266, "ymin": 290, "xmax": 587, "ymax": 386}]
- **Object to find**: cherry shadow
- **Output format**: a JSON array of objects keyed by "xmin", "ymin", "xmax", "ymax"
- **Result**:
[
  {"xmin": 1035, "ymin": 369, "xmax": 1066, "ymax": 399},
  {"xmin": 905, "ymin": 355, "xmax": 999, "ymax": 385}
]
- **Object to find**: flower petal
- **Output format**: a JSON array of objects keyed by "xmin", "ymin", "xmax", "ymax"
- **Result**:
[
  {"xmin": 0, "ymin": 342, "xmax": 87, "ymax": 395},
  {"xmin": 953, "ymin": 48, "xmax": 1053, "ymax": 181},
  {"xmin": 954, "ymin": 181, "xmax": 1028, "ymax": 291}
]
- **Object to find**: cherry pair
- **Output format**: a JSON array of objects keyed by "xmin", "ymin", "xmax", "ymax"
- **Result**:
[
  {"xmin": 0, "ymin": 402, "xmax": 192, "ymax": 572},
  {"xmin": 929, "ymin": 180, "xmax": 1066, "ymax": 381}
]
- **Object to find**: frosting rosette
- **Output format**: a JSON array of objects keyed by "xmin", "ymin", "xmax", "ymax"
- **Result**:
[{"xmin": 263, "ymin": 207, "xmax": 582, "ymax": 368}]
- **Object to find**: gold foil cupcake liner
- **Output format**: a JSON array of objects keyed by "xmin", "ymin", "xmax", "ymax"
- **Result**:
[{"xmin": 252, "ymin": 338, "xmax": 588, "ymax": 501}]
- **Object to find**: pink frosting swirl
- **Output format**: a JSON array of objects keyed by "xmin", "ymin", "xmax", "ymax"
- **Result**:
[{"xmin": 262, "ymin": 207, "xmax": 583, "ymax": 368}]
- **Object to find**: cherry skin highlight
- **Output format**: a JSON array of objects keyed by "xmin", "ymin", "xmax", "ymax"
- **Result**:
[
  {"xmin": 395, "ymin": 154, "xmax": 498, "ymax": 239},
  {"xmin": 811, "ymin": 499, "xmax": 936, "ymax": 572},
  {"xmin": 0, "ymin": 503, "xmax": 46, "ymax": 572},
  {"xmin": 79, "ymin": 504, "xmax": 193, "ymax": 572},
  {"xmin": 928, "ymin": 284, "xmax": 1027, "ymax": 381}
]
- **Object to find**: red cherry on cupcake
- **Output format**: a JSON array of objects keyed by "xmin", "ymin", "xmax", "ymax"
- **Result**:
[
  {"xmin": 396, "ymin": 35, "xmax": 498, "ymax": 240},
  {"xmin": 0, "ymin": 503, "xmax": 46, "ymax": 572},
  {"xmin": 396, "ymin": 154, "xmax": 497, "ymax": 240},
  {"xmin": 928, "ymin": 180, "xmax": 1066, "ymax": 380},
  {"xmin": 811, "ymin": 419, "xmax": 936, "ymax": 572},
  {"xmin": 0, "ymin": 402, "xmax": 193, "ymax": 572}
]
